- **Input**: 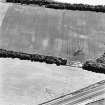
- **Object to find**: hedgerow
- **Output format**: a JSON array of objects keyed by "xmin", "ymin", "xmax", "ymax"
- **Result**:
[{"xmin": 0, "ymin": 49, "xmax": 67, "ymax": 66}]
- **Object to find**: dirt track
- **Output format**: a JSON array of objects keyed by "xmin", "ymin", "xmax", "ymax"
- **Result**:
[{"xmin": 0, "ymin": 2, "xmax": 12, "ymax": 26}]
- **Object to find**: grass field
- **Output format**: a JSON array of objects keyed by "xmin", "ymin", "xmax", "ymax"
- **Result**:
[
  {"xmin": 1, "ymin": 2, "xmax": 105, "ymax": 63},
  {"xmin": 0, "ymin": 58, "xmax": 105, "ymax": 105}
]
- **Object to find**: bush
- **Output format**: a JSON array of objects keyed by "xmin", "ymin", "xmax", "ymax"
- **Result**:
[{"xmin": 82, "ymin": 54, "xmax": 105, "ymax": 74}]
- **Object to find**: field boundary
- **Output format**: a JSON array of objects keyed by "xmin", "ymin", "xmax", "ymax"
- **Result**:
[
  {"xmin": 0, "ymin": 49, "xmax": 67, "ymax": 66},
  {"xmin": 0, "ymin": 0, "xmax": 105, "ymax": 13}
]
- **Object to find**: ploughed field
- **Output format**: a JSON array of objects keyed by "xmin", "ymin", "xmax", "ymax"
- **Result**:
[{"xmin": 0, "ymin": 58, "xmax": 105, "ymax": 105}]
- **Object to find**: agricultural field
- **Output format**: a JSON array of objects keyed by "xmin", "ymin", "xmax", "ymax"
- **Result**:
[
  {"xmin": 0, "ymin": 2, "xmax": 105, "ymax": 105},
  {"xmin": 86, "ymin": 99, "xmax": 105, "ymax": 105},
  {"xmin": 0, "ymin": 58, "xmax": 105, "ymax": 105},
  {"xmin": 1, "ymin": 2, "xmax": 105, "ymax": 63}
]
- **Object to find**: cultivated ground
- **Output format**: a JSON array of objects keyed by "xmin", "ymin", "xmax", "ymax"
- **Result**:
[
  {"xmin": 0, "ymin": 2, "xmax": 105, "ymax": 105},
  {"xmin": 0, "ymin": 58, "xmax": 105, "ymax": 105},
  {"xmin": 1, "ymin": 2, "xmax": 105, "ymax": 62}
]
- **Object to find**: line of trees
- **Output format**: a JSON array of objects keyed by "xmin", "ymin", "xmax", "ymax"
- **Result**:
[
  {"xmin": 0, "ymin": 49, "xmax": 67, "ymax": 66},
  {"xmin": 6, "ymin": 0, "xmax": 105, "ymax": 13}
]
